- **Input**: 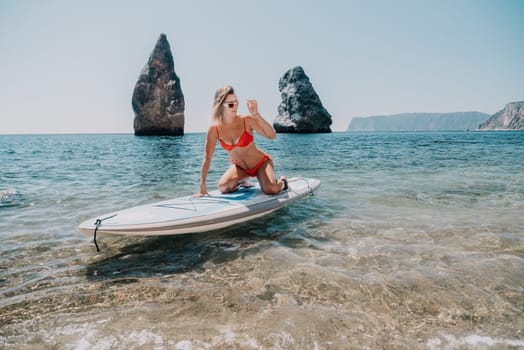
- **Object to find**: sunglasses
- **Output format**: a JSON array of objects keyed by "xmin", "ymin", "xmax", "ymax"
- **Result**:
[{"xmin": 223, "ymin": 100, "xmax": 238, "ymax": 108}]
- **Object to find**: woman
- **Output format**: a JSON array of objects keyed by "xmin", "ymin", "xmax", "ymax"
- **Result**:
[{"xmin": 194, "ymin": 85, "xmax": 287, "ymax": 197}]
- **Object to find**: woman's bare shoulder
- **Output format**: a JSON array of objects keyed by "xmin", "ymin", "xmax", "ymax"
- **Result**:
[
  {"xmin": 206, "ymin": 123, "xmax": 219, "ymax": 138},
  {"xmin": 207, "ymin": 123, "xmax": 220, "ymax": 131},
  {"xmin": 240, "ymin": 114, "xmax": 256, "ymax": 124},
  {"xmin": 238, "ymin": 115, "xmax": 254, "ymax": 131}
]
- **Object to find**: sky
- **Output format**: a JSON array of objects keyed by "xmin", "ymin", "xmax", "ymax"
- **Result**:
[{"xmin": 1, "ymin": 0, "xmax": 523, "ymax": 134}]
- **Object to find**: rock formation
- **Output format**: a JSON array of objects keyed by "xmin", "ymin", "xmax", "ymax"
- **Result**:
[
  {"xmin": 347, "ymin": 112, "xmax": 490, "ymax": 132},
  {"xmin": 132, "ymin": 34, "xmax": 185, "ymax": 136},
  {"xmin": 478, "ymin": 101, "xmax": 524, "ymax": 130},
  {"xmin": 273, "ymin": 66, "xmax": 332, "ymax": 133}
]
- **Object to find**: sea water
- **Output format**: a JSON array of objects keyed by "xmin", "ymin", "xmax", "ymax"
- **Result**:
[{"xmin": 0, "ymin": 132, "xmax": 523, "ymax": 349}]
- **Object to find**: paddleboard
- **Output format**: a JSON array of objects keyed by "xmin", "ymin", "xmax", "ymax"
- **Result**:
[{"xmin": 78, "ymin": 177, "xmax": 320, "ymax": 243}]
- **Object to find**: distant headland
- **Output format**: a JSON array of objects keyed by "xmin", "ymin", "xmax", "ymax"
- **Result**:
[
  {"xmin": 347, "ymin": 112, "xmax": 489, "ymax": 132},
  {"xmin": 347, "ymin": 101, "xmax": 524, "ymax": 132}
]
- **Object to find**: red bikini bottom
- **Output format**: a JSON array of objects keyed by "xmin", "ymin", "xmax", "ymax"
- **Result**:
[{"xmin": 237, "ymin": 154, "xmax": 272, "ymax": 177}]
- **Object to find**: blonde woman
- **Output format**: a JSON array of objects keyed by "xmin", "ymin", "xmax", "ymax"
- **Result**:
[{"xmin": 194, "ymin": 85, "xmax": 287, "ymax": 197}]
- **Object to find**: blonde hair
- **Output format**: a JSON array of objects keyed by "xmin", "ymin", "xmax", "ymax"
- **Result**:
[{"xmin": 211, "ymin": 85, "xmax": 235, "ymax": 122}]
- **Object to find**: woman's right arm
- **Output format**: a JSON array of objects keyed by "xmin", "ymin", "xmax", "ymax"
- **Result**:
[{"xmin": 194, "ymin": 125, "xmax": 217, "ymax": 197}]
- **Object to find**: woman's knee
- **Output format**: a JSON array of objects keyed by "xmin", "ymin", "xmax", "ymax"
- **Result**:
[
  {"xmin": 261, "ymin": 182, "xmax": 281, "ymax": 195},
  {"xmin": 218, "ymin": 176, "xmax": 243, "ymax": 193},
  {"xmin": 218, "ymin": 180, "xmax": 233, "ymax": 193}
]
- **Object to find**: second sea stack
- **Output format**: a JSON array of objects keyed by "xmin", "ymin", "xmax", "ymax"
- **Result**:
[{"xmin": 273, "ymin": 66, "xmax": 332, "ymax": 133}]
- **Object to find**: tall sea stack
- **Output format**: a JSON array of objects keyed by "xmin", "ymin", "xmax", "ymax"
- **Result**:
[
  {"xmin": 273, "ymin": 66, "xmax": 332, "ymax": 133},
  {"xmin": 132, "ymin": 34, "xmax": 185, "ymax": 136}
]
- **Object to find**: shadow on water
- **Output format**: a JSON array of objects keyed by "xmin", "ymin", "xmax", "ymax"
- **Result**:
[
  {"xmin": 84, "ymin": 202, "xmax": 328, "ymax": 283},
  {"xmin": 84, "ymin": 213, "xmax": 290, "ymax": 282}
]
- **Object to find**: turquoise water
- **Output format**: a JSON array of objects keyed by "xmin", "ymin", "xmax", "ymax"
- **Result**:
[{"xmin": 1, "ymin": 132, "xmax": 523, "ymax": 349}]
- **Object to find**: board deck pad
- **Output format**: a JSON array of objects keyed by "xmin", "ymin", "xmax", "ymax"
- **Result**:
[{"xmin": 78, "ymin": 177, "xmax": 320, "ymax": 237}]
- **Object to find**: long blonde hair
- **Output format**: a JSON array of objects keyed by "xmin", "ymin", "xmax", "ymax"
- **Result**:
[{"xmin": 211, "ymin": 85, "xmax": 235, "ymax": 122}]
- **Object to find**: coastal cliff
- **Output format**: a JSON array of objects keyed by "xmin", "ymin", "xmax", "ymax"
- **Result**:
[
  {"xmin": 347, "ymin": 112, "xmax": 490, "ymax": 132},
  {"xmin": 132, "ymin": 34, "xmax": 185, "ymax": 136},
  {"xmin": 478, "ymin": 101, "xmax": 524, "ymax": 130}
]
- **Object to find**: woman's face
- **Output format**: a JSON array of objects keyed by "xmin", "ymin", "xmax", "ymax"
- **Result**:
[{"xmin": 222, "ymin": 93, "xmax": 239, "ymax": 117}]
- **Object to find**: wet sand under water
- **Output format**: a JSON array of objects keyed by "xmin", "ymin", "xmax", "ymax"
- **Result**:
[{"xmin": 2, "ymin": 212, "xmax": 523, "ymax": 349}]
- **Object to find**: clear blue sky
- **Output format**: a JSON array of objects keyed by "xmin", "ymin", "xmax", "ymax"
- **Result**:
[{"xmin": 1, "ymin": 0, "xmax": 523, "ymax": 134}]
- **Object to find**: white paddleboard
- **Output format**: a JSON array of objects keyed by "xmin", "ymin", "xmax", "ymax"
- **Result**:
[{"xmin": 78, "ymin": 177, "xmax": 320, "ymax": 238}]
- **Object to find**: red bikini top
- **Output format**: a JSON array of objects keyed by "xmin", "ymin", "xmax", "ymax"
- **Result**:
[{"xmin": 216, "ymin": 119, "xmax": 254, "ymax": 151}]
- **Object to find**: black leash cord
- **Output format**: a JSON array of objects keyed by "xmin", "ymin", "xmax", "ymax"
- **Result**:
[
  {"xmin": 93, "ymin": 219, "xmax": 102, "ymax": 252},
  {"xmin": 92, "ymin": 214, "xmax": 117, "ymax": 252}
]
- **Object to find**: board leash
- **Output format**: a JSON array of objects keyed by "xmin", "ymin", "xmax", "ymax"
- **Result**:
[{"xmin": 92, "ymin": 214, "xmax": 117, "ymax": 252}]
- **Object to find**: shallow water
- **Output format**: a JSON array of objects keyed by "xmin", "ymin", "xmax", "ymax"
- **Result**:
[{"xmin": 1, "ymin": 132, "xmax": 523, "ymax": 349}]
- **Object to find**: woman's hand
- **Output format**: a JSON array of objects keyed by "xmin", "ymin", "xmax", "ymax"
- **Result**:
[
  {"xmin": 246, "ymin": 99, "xmax": 259, "ymax": 117},
  {"xmin": 192, "ymin": 190, "xmax": 209, "ymax": 198},
  {"xmin": 192, "ymin": 184, "xmax": 209, "ymax": 198}
]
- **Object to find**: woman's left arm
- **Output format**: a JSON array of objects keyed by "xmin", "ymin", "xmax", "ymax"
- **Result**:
[{"xmin": 246, "ymin": 99, "xmax": 276, "ymax": 139}]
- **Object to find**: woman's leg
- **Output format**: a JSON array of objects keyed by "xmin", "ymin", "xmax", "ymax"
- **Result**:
[
  {"xmin": 218, "ymin": 165, "xmax": 248, "ymax": 193},
  {"xmin": 256, "ymin": 159, "xmax": 286, "ymax": 195}
]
